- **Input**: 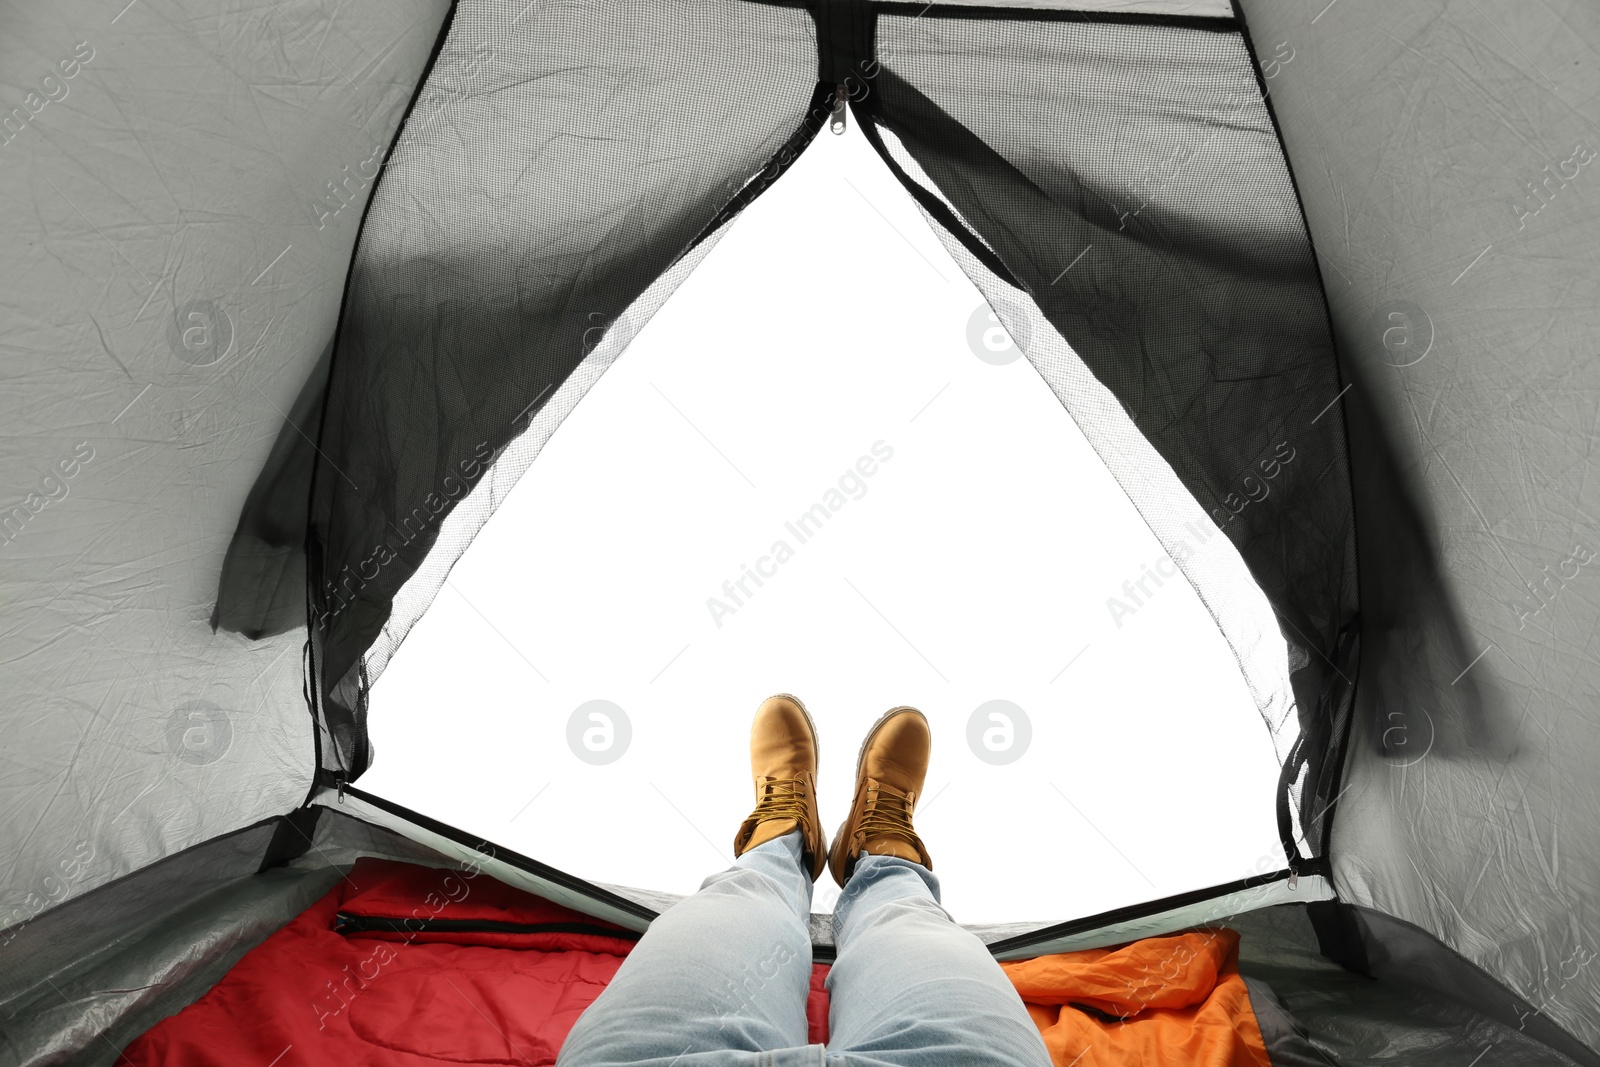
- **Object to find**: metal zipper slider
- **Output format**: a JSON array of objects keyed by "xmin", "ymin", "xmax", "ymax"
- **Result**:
[
  {"xmin": 336, "ymin": 774, "xmax": 346, "ymax": 804},
  {"xmin": 830, "ymin": 84, "xmax": 848, "ymax": 135}
]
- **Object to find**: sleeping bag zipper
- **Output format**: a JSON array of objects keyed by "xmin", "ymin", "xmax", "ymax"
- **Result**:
[{"xmin": 334, "ymin": 912, "xmax": 641, "ymax": 940}]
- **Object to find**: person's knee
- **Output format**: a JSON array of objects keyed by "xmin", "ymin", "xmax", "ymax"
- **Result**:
[
  {"xmin": 704, "ymin": 862, "xmax": 809, "ymax": 912},
  {"xmin": 836, "ymin": 892, "xmax": 951, "ymax": 940},
  {"xmin": 711, "ymin": 935, "xmax": 811, "ymax": 1014},
  {"xmin": 829, "ymin": 982, "xmax": 1046, "ymax": 1067}
]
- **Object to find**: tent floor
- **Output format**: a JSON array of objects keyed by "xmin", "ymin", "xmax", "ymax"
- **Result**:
[{"xmin": 0, "ymin": 810, "xmax": 1586, "ymax": 1067}]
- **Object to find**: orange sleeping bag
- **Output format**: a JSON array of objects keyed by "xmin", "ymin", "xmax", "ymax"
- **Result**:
[{"xmin": 999, "ymin": 927, "xmax": 1272, "ymax": 1067}]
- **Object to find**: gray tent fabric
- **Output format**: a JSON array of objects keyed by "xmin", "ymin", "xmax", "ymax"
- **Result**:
[
  {"xmin": 210, "ymin": 338, "xmax": 332, "ymax": 639},
  {"xmin": 0, "ymin": 820, "xmax": 336, "ymax": 1067},
  {"xmin": 0, "ymin": 0, "xmax": 449, "ymax": 942},
  {"xmin": 2, "ymin": 0, "xmax": 1599, "ymax": 1061},
  {"xmin": 1235, "ymin": 0, "xmax": 1600, "ymax": 1050},
  {"xmin": 1231, "ymin": 905, "xmax": 1596, "ymax": 1067}
]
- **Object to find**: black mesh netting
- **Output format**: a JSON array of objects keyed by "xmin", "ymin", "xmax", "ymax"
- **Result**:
[
  {"xmin": 302, "ymin": 0, "xmax": 824, "ymax": 775},
  {"xmin": 863, "ymin": 9, "xmax": 1358, "ymax": 861}
]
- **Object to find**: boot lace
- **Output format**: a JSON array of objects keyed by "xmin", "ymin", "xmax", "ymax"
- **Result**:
[
  {"xmin": 751, "ymin": 776, "xmax": 810, "ymax": 823},
  {"xmin": 856, "ymin": 781, "xmax": 918, "ymax": 846}
]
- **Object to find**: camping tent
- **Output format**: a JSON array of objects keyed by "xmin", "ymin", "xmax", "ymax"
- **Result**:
[{"xmin": 2, "ymin": 0, "xmax": 1596, "ymax": 1062}]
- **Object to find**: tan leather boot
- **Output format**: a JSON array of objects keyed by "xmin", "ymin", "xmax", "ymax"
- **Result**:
[
  {"xmin": 732, "ymin": 694, "xmax": 828, "ymax": 882},
  {"xmin": 827, "ymin": 706, "xmax": 933, "ymax": 887}
]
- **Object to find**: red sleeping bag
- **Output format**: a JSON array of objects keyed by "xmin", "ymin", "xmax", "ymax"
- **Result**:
[{"xmin": 122, "ymin": 857, "xmax": 833, "ymax": 1065}]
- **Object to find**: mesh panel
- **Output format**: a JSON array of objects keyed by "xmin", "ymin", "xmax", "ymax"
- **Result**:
[
  {"xmin": 873, "ymin": 122, "xmax": 1303, "ymax": 774},
  {"xmin": 308, "ymin": 0, "xmax": 820, "ymax": 776},
  {"xmin": 365, "ymin": 227, "xmax": 736, "ymax": 692},
  {"xmin": 866, "ymin": 11, "xmax": 1359, "ymax": 859}
]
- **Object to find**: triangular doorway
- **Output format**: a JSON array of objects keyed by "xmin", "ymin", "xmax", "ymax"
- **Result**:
[{"xmin": 359, "ymin": 113, "xmax": 1289, "ymax": 927}]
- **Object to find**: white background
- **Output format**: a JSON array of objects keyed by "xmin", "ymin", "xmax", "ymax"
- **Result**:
[{"xmin": 361, "ymin": 118, "xmax": 1288, "ymax": 927}]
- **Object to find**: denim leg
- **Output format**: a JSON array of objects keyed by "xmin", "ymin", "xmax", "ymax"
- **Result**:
[
  {"xmin": 557, "ymin": 829, "xmax": 824, "ymax": 1067},
  {"xmin": 823, "ymin": 853, "xmax": 1052, "ymax": 1067}
]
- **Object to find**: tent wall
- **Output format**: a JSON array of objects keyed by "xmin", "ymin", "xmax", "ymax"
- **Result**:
[
  {"xmin": 0, "ymin": 820, "xmax": 334, "ymax": 1067},
  {"xmin": 0, "ymin": 0, "xmax": 449, "ymax": 937},
  {"xmin": 0, "ymin": 811, "xmax": 462, "ymax": 1067},
  {"xmin": 1232, "ymin": 903, "xmax": 1598, "ymax": 1067},
  {"xmin": 1236, "ymin": 0, "xmax": 1600, "ymax": 1048}
]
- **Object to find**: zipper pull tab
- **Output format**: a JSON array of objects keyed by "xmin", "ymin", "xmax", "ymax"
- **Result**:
[
  {"xmin": 336, "ymin": 774, "xmax": 346, "ymax": 804},
  {"xmin": 830, "ymin": 84, "xmax": 848, "ymax": 135}
]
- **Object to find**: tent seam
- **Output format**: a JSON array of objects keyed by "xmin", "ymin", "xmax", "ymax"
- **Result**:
[{"xmin": 301, "ymin": 0, "xmax": 463, "ymax": 799}]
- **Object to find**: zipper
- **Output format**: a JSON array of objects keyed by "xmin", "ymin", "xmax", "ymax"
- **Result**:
[
  {"xmin": 334, "ymin": 912, "xmax": 641, "ymax": 940},
  {"xmin": 829, "ymin": 83, "xmax": 849, "ymax": 134}
]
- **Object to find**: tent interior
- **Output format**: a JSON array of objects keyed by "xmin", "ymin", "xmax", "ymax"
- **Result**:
[{"xmin": 2, "ymin": 0, "xmax": 1597, "ymax": 1064}]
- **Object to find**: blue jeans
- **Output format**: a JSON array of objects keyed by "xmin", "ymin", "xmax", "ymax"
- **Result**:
[{"xmin": 556, "ymin": 829, "xmax": 1052, "ymax": 1067}]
